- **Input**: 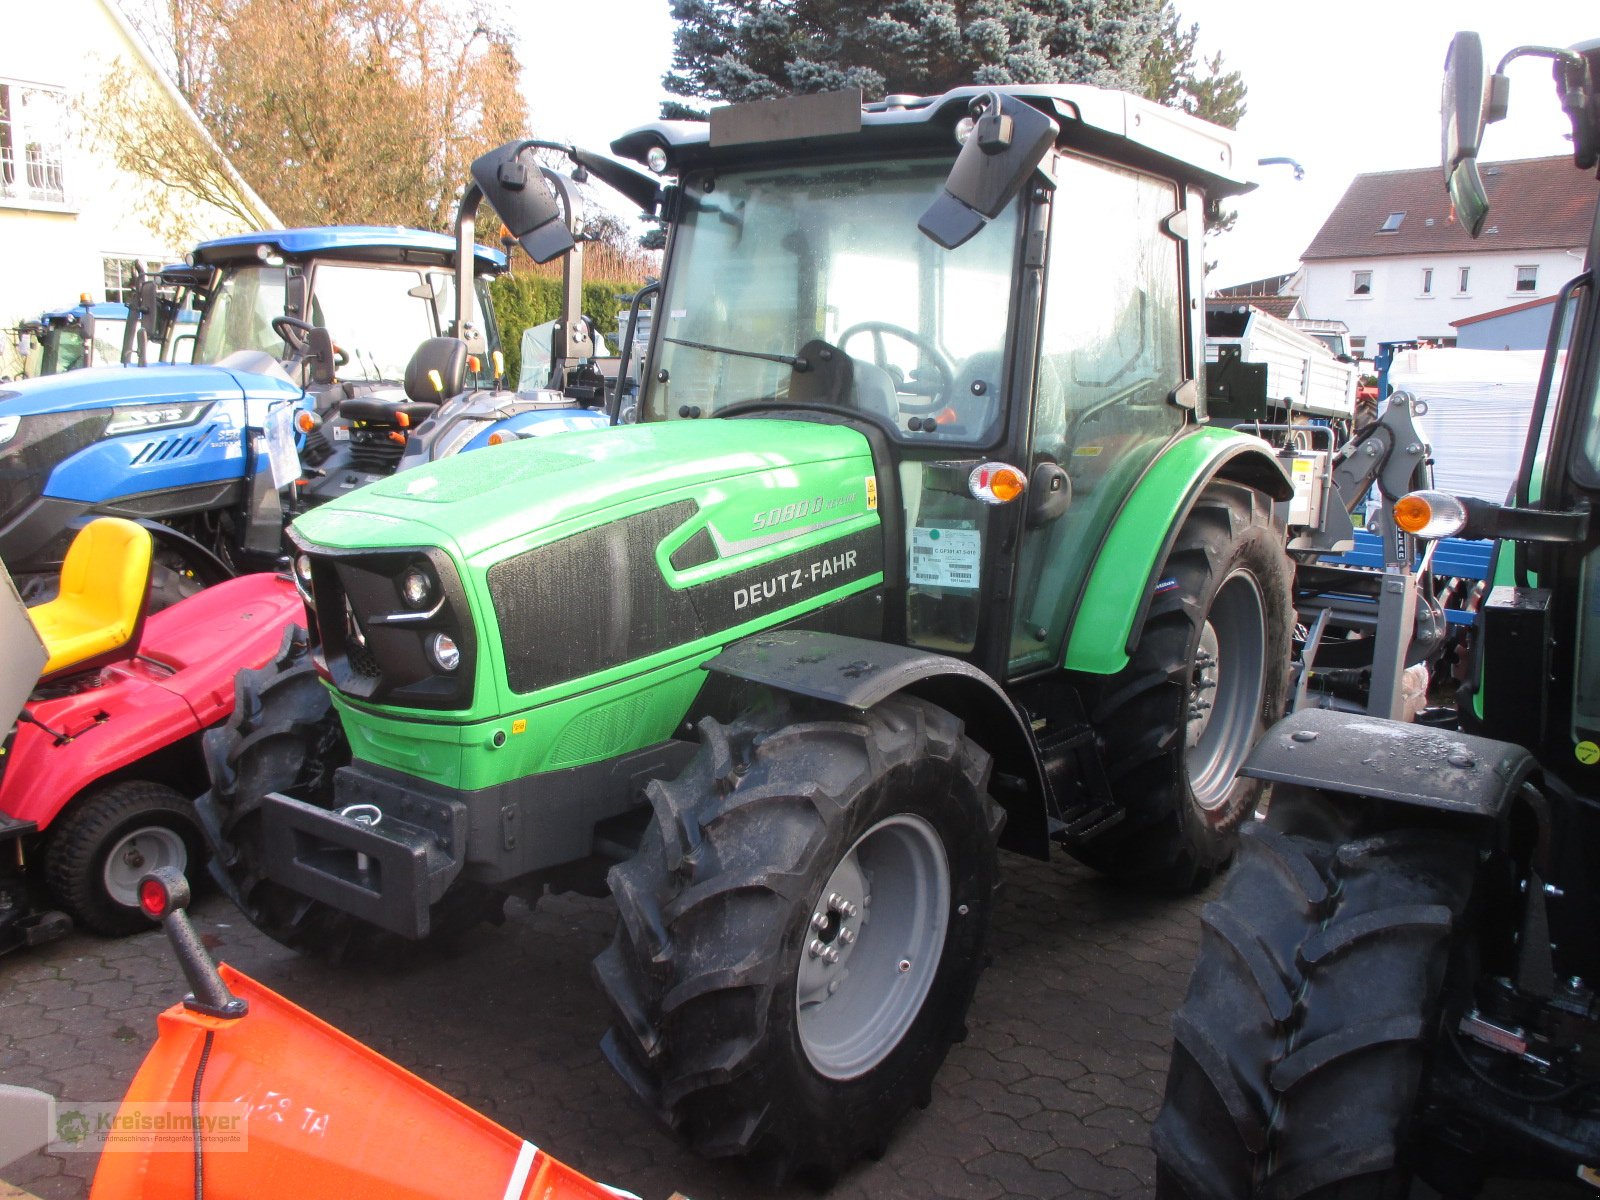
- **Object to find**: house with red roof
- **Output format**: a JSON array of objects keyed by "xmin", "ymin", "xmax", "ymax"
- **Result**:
[{"xmin": 1297, "ymin": 155, "xmax": 1595, "ymax": 359}]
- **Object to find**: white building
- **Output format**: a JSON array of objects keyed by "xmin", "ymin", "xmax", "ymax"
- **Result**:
[
  {"xmin": 1297, "ymin": 156, "xmax": 1594, "ymax": 360},
  {"xmin": 1, "ymin": 0, "xmax": 276, "ymax": 376}
]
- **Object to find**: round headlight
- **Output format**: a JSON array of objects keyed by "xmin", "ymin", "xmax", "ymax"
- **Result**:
[
  {"xmin": 401, "ymin": 566, "xmax": 434, "ymax": 608},
  {"xmin": 428, "ymin": 632, "xmax": 461, "ymax": 672},
  {"xmin": 646, "ymin": 145, "xmax": 670, "ymax": 175},
  {"xmin": 295, "ymin": 553, "xmax": 313, "ymax": 582}
]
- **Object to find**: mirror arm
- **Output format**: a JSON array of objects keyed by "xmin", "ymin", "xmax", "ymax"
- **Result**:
[{"xmin": 454, "ymin": 179, "xmax": 485, "ymax": 344}]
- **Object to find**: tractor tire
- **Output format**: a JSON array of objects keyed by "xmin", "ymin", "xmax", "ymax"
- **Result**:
[
  {"xmin": 1152, "ymin": 789, "xmax": 1479, "ymax": 1199},
  {"xmin": 593, "ymin": 694, "xmax": 1002, "ymax": 1182},
  {"xmin": 1070, "ymin": 480, "xmax": 1293, "ymax": 891},
  {"xmin": 198, "ymin": 625, "xmax": 502, "ymax": 960},
  {"xmin": 44, "ymin": 780, "xmax": 205, "ymax": 936}
]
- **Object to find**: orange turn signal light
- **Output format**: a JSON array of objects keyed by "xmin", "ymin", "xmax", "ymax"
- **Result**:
[
  {"xmin": 1392, "ymin": 490, "xmax": 1468, "ymax": 539},
  {"xmin": 487, "ymin": 431, "xmax": 508, "ymax": 446},
  {"xmin": 396, "ymin": 412, "xmax": 410, "ymax": 428},
  {"xmin": 969, "ymin": 462, "xmax": 1027, "ymax": 505},
  {"xmin": 295, "ymin": 411, "xmax": 317, "ymax": 433}
]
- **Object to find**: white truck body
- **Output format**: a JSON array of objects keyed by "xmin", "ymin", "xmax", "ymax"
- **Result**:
[{"xmin": 1206, "ymin": 303, "xmax": 1358, "ymax": 418}]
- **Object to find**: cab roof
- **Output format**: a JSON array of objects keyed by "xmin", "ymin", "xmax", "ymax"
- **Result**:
[
  {"xmin": 612, "ymin": 84, "xmax": 1256, "ymax": 198},
  {"xmin": 191, "ymin": 226, "xmax": 507, "ymax": 272}
]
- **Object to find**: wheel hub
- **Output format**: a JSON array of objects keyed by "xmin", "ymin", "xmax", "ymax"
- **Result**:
[
  {"xmin": 796, "ymin": 814, "xmax": 950, "ymax": 1080},
  {"xmin": 1185, "ymin": 569, "xmax": 1268, "ymax": 811},
  {"xmin": 102, "ymin": 826, "xmax": 187, "ymax": 908}
]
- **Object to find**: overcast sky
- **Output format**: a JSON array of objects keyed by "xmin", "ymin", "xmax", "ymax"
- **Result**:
[{"xmin": 507, "ymin": 1, "xmax": 1593, "ymax": 287}]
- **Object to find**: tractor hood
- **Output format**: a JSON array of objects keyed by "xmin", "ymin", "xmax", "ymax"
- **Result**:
[
  {"xmin": 289, "ymin": 418, "xmax": 885, "ymax": 722},
  {"xmin": 292, "ymin": 418, "xmax": 879, "ymax": 563},
  {"xmin": 0, "ymin": 363, "xmax": 302, "ymax": 416}
]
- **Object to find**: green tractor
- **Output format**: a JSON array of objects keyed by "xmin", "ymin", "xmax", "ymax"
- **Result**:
[
  {"xmin": 1153, "ymin": 32, "xmax": 1600, "ymax": 1199},
  {"xmin": 200, "ymin": 85, "xmax": 1294, "ymax": 1177}
]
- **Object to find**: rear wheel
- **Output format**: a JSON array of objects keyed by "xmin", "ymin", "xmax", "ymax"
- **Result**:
[
  {"xmin": 1070, "ymin": 481, "xmax": 1293, "ymax": 890},
  {"xmin": 199, "ymin": 626, "xmax": 501, "ymax": 960},
  {"xmin": 1152, "ymin": 790, "xmax": 1479, "ymax": 1198},
  {"xmin": 44, "ymin": 781, "xmax": 204, "ymax": 936},
  {"xmin": 594, "ymin": 694, "xmax": 1002, "ymax": 1182}
]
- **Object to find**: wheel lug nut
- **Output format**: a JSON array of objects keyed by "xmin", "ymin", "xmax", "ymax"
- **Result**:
[
  {"xmin": 839, "ymin": 927, "xmax": 855, "ymax": 944},
  {"xmin": 811, "ymin": 912, "xmax": 829, "ymax": 931},
  {"xmin": 822, "ymin": 947, "xmax": 840, "ymax": 964},
  {"xmin": 809, "ymin": 939, "xmax": 825, "ymax": 958},
  {"xmin": 839, "ymin": 900, "xmax": 857, "ymax": 918}
]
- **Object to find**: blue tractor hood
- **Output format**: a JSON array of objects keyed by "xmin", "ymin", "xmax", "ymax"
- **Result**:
[{"xmin": 0, "ymin": 362, "xmax": 303, "ymax": 415}]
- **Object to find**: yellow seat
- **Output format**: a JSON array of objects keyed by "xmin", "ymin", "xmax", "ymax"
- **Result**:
[{"xmin": 29, "ymin": 518, "xmax": 154, "ymax": 678}]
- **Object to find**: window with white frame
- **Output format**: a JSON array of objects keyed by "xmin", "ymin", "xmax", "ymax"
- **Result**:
[
  {"xmin": 1458, "ymin": 267, "xmax": 1471, "ymax": 294},
  {"xmin": 1516, "ymin": 265, "xmax": 1538, "ymax": 293},
  {"xmin": 1421, "ymin": 267, "xmax": 1433, "ymax": 295},
  {"xmin": 103, "ymin": 257, "xmax": 164, "ymax": 305},
  {"xmin": 1352, "ymin": 270, "xmax": 1372, "ymax": 296},
  {"xmin": 0, "ymin": 81, "xmax": 67, "ymax": 206}
]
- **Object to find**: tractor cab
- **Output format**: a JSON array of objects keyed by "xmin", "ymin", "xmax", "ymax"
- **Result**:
[{"xmin": 21, "ymin": 301, "xmax": 129, "ymax": 376}]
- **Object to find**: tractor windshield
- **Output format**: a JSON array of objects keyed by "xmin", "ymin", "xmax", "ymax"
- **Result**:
[
  {"xmin": 643, "ymin": 157, "xmax": 1021, "ymax": 443},
  {"xmin": 193, "ymin": 261, "xmax": 497, "ymax": 382}
]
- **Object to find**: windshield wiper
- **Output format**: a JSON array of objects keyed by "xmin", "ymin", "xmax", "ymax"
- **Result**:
[{"xmin": 663, "ymin": 336, "xmax": 810, "ymax": 371}]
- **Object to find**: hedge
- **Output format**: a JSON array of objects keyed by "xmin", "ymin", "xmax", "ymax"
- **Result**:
[{"xmin": 489, "ymin": 273, "xmax": 644, "ymax": 388}]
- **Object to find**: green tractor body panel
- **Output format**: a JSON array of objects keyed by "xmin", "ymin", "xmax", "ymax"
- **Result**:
[
  {"xmin": 1063, "ymin": 427, "xmax": 1283, "ymax": 675},
  {"xmin": 291, "ymin": 419, "xmax": 884, "ymax": 787}
]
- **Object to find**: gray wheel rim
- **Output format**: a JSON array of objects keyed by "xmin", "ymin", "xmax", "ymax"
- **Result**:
[
  {"xmin": 796, "ymin": 813, "xmax": 950, "ymax": 1080},
  {"xmin": 1186, "ymin": 569, "xmax": 1267, "ymax": 811},
  {"xmin": 102, "ymin": 826, "xmax": 187, "ymax": 908}
]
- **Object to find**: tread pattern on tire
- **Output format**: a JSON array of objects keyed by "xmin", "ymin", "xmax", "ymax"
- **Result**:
[
  {"xmin": 1071, "ymin": 481, "xmax": 1294, "ymax": 891},
  {"xmin": 44, "ymin": 780, "xmax": 201, "ymax": 936},
  {"xmin": 1152, "ymin": 791, "xmax": 1479, "ymax": 1200},
  {"xmin": 200, "ymin": 625, "xmax": 501, "ymax": 959},
  {"xmin": 594, "ymin": 694, "xmax": 1000, "ymax": 1181}
]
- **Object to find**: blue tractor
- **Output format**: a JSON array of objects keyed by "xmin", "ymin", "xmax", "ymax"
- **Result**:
[
  {"xmin": 0, "ymin": 201, "xmax": 613, "ymax": 599},
  {"xmin": 18, "ymin": 300, "xmax": 131, "ymax": 376}
]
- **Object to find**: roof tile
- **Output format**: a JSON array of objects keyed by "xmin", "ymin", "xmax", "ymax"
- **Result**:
[{"xmin": 1301, "ymin": 156, "xmax": 1596, "ymax": 260}]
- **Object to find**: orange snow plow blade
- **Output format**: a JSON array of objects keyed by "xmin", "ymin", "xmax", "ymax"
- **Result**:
[{"xmin": 89, "ymin": 963, "xmax": 633, "ymax": 1200}]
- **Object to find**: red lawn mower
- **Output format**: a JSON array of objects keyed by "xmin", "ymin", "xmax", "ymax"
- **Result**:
[{"xmin": 1, "ymin": 517, "xmax": 304, "ymax": 949}]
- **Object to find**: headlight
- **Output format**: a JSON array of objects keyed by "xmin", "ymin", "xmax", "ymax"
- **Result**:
[
  {"xmin": 106, "ymin": 402, "xmax": 211, "ymax": 435},
  {"xmin": 428, "ymin": 632, "xmax": 461, "ymax": 672},
  {"xmin": 0, "ymin": 415, "xmax": 18, "ymax": 446},
  {"xmin": 400, "ymin": 565, "xmax": 434, "ymax": 608}
]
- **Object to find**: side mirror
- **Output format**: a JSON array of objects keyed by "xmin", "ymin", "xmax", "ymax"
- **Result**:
[
  {"xmin": 471, "ymin": 143, "xmax": 575, "ymax": 264},
  {"xmin": 919, "ymin": 92, "xmax": 1058, "ymax": 250},
  {"xmin": 1442, "ymin": 32, "xmax": 1491, "ymax": 237}
]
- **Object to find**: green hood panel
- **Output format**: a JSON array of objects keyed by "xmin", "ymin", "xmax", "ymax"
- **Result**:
[
  {"xmin": 292, "ymin": 419, "xmax": 876, "ymax": 561},
  {"xmin": 298, "ymin": 417, "xmax": 886, "ymax": 785}
]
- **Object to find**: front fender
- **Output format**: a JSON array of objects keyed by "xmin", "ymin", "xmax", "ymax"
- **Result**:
[
  {"xmin": 1063, "ymin": 428, "xmax": 1290, "ymax": 675},
  {"xmin": 707, "ymin": 630, "xmax": 1052, "ymax": 858}
]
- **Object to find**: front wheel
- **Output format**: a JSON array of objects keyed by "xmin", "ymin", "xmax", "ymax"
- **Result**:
[
  {"xmin": 594, "ymin": 694, "xmax": 1002, "ymax": 1182},
  {"xmin": 44, "ymin": 780, "xmax": 205, "ymax": 936},
  {"xmin": 1152, "ymin": 789, "xmax": 1479, "ymax": 1198},
  {"xmin": 1070, "ymin": 481, "xmax": 1293, "ymax": 891}
]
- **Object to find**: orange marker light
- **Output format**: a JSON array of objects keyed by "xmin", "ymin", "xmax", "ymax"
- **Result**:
[
  {"xmin": 969, "ymin": 462, "xmax": 1027, "ymax": 505},
  {"xmin": 1393, "ymin": 490, "xmax": 1468, "ymax": 539},
  {"xmin": 295, "ymin": 411, "xmax": 318, "ymax": 433},
  {"xmin": 396, "ymin": 412, "xmax": 410, "ymax": 428},
  {"xmin": 487, "ymin": 431, "xmax": 508, "ymax": 446}
]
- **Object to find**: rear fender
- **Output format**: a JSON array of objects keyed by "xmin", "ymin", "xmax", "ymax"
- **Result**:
[
  {"xmin": 1064, "ymin": 429, "xmax": 1290, "ymax": 675},
  {"xmin": 707, "ymin": 630, "xmax": 1051, "ymax": 859}
]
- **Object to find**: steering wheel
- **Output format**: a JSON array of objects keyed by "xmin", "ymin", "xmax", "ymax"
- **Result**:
[
  {"xmin": 271, "ymin": 314, "xmax": 315, "ymax": 353},
  {"xmin": 836, "ymin": 321, "xmax": 955, "ymax": 408},
  {"xmin": 270, "ymin": 315, "xmax": 348, "ymax": 368}
]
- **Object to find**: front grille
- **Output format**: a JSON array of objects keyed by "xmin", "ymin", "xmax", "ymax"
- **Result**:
[
  {"xmin": 293, "ymin": 535, "xmax": 476, "ymax": 711},
  {"xmin": 0, "ymin": 411, "xmax": 112, "ymax": 528}
]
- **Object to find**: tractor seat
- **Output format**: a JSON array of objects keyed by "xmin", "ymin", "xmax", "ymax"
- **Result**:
[
  {"xmin": 337, "ymin": 395, "xmax": 439, "ymax": 426},
  {"xmin": 404, "ymin": 337, "xmax": 468, "ymax": 405},
  {"xmin": 28, "ymin": 518, "xmax": 154, "ymax": 680}
]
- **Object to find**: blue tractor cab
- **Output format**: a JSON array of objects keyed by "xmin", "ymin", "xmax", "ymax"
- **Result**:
[
  {"xmin": 0, "ymin": 225, "xmax": 513, "ymax": 594},
  {"xmin": 21, "ymin": 302, "xmax": 130, "ymax": 376}
]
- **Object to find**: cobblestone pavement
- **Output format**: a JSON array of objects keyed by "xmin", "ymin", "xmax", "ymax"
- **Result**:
[{"xmin": 0, "ymin": 850, "xmax": 1587, "ymax": 1200}]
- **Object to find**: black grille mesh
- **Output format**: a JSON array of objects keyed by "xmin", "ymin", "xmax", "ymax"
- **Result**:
[{"xmin": 0, "ymin": 411, "xmax": 113, "ymax": 528}]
